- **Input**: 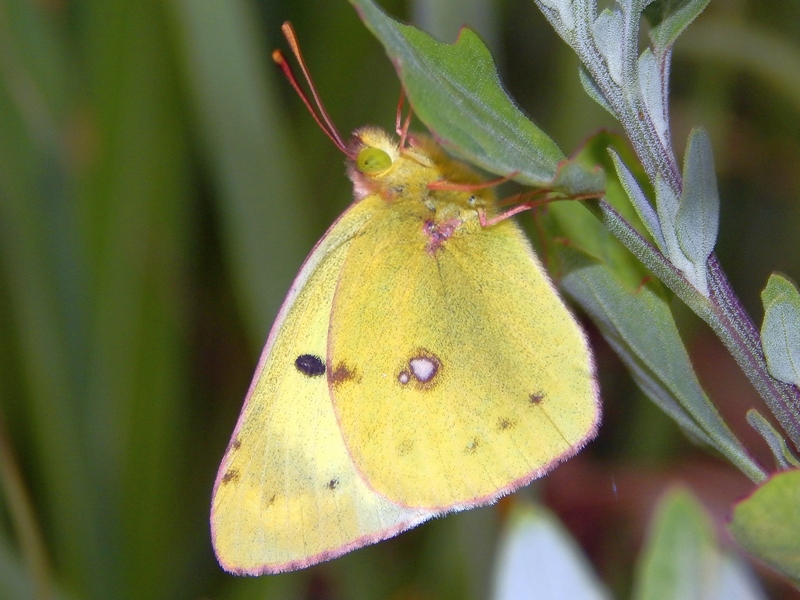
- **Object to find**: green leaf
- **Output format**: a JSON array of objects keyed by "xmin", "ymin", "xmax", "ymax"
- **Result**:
[
  {"xmin": 492, "ymin": 503, "xmax": 609, "ymax": 600},
  {"xmin": 559, "ymin": 249, "xmax": 765, "ymax": 483},
  {"xmin": 638, "ymin": 49, "xmax": 669, "ymax": 147},
  {"xmin": 533, "ymin": 0, "xmax": 576, "ymax": 39},
  {"xmin": 730, "ymin": 469, "xmax": 800, "ymax": 584},
  {"xmin": 644, "ymin": 0, "xmax": 711, "ymax": 53},
  {"xmin": 674, "ymin": 127, "xmax": 719, "ymax": 294},
  {"xmin": 350, "ymin": 0, "xmax": 603, "ymax": 194},
  {"xmin": 634, "ymin": 488, "xmax": 716, "ymax": 600},
  {"xmin": 545, "ymin": 131, "xmax": 648, "ymax": 287},
  {"xmin": 654, "ymin": 174, "xmax": 693, "ymax": 278},
  {"xmin": 550, "ymin": 156, "xmax": 606, "ymax": 197},
  {"xmin": 634, "ymin": 488, "xmax": 765, "ymax": 600},
  {"xmin": 608, "ymin": 148, "xmax": 665, "ymax": 251},
  {"xmin": 746, "ymin": 410, "xmax": 800, "ymax": 470},
  {"xmin": 578, "ymin": 65, "xmax": 614, "ymax": 115},
  {"xmin": 592, "ymin": 8, "xmax": 624, "ymax": 86},
  {"xmin": 760, "ymin": 273, "xmax": 800, "ymax": 387}
]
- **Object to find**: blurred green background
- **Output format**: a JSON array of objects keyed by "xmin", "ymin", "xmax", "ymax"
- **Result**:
[{"xmin": 2, "ymin": 0, "xmax": 800, "ymax": 598}]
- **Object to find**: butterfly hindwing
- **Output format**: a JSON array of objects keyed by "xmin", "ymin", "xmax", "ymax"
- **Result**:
[
  {"xmin": 211, "ymin": 203, "xmax": 435, "ymax": 574},
  {"xmin": 328, "ymin": 194, "xmax": 599, "ymax": 510}
]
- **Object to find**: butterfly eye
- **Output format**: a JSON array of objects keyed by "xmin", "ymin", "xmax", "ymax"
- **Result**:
[{"xmin": 356, "ymin": 147, "xmax": 392, "ymax": 173}]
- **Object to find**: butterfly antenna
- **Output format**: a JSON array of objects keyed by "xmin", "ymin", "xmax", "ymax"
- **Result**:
[
  {"xmin": 395, "ymin": 92, "xmax": 412, "ymax": 149},
  {"xmin": 395, "ymin": 93, "xmax": 404, "ymax": 135},
  {"xmin": 273, "ymin": 22, "xmax": 348, "ymax": 154}
]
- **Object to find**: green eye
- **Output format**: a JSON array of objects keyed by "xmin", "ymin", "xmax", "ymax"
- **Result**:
[{"xmin": 356, "ymin": 147, "xmax": 392, "ymax": 173}]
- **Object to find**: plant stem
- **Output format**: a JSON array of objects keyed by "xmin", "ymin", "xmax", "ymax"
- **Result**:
[
  {"xmin": 539, "ymin": 0, "xmax": 800, "ymax": 457},
  {"xmin": 592, "ymin": 200, "xmax": 800, "ymax": 452},
  {"xmin": 707, "ymin": 258, "xmax": 800, "ymax": 449}
]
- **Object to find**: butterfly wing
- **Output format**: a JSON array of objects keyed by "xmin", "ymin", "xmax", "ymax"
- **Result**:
[
  {"xmin": 211, "ymin": 203, "xmax": 435, "ymax": 575},
  {"xmin": 328, "ymin": 197, "xmax": 599, "ymax": 510}
]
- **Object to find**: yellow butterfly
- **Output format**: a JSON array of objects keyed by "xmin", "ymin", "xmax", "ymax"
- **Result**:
[{"xmin": 211, "ymin": 22, "xmax": 599, "ymax": 575}]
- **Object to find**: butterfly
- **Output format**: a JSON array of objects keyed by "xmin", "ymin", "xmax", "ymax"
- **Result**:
[{"xmin": 210, "ymin": 22, "xmax": 599, "ymax": 575}]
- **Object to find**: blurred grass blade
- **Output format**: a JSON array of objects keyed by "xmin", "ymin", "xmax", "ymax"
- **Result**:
[
  {"xmin": 170, "ymin": 0, "xmax": 310, "ymax": 344},
  {"xmin": 644, "ymin": 0, "xmax": 711, "ymax": 53},
  {"xmin": 492, "ymin": 503, "xmax": 609, "ymax": 600},
  {"xmin": 680, "ymin": 19, "xmax": 800, "ymax": 115},
  {"xmin": 0, "ymin": 417, "xmax": 51, "ymax": 599},
  {"xmin": 0, "ymin": 0, "xmax": 110, "ymax": 594},
  {"xmin": 634, "ymin": 488, "xmax": 766, "ymax": 600},
  {"xmin": 711, "ymin": 555, "xmax": 769, "ymax": 600},
  {"xmin": 0, "ymin": 535, "xmax": 36, "ymax": 600},
  {"xmin": 79, "ymin": 0, "xmax": 194, "ymax": 597},
  {"xmin": 411, "ymin": 0, "xmax": 502, "ymax": 57},
  {"xmin": 634, "ymin": 489, "xmax": 707, "ymax": 600}
]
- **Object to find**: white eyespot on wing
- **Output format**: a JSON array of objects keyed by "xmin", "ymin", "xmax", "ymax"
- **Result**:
[
  {"xmin": 395, "ymin": 350, "xmax": 442, "ymax": 388},
  {"xmin": 409, "ymin": 357, "xmax": 438, "ymax": 383}
]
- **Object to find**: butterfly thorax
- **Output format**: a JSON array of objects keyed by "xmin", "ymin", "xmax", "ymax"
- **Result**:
[{"xmin": 346, "ymin": 126, "xmax": 498, "ymax": 244}]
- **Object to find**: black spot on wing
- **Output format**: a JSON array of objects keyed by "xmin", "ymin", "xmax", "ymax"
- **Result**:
[
  {"xmin": 498, "ymin": 417, "xmax": 515, "ymax": 431},
  {"xmin": 330, "ymin": 362, "xmax": 358, "ymax": 387},
  {"xmin": 397, "ymin": 440, "xmax": 414, "ymax": 457},
  {"xmin": 221, "ymin": 469, "xmax": 240, "ymax": 485},
  {"xmin": 529, "ymin": 391, "xmax": 545, "ymax": 405},
  {"xmin": 295, "ymin": 354, "xmax": 326, "ymax": 377},
  {"xmin": 326, "ymin": 478, "xmax": 339, "ymax": 491}
]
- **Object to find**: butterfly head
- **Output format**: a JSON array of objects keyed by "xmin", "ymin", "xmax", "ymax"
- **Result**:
[
  {"xmin": 347, "ymin": 126, "xmax": 449, "ymax": 201},
  {"xmin": 271, "ymin": 27, "xmax": 485, "ymax": 206}
]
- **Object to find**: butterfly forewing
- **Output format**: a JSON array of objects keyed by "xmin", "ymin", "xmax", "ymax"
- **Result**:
[{"xmin": 211, "ymin": 203, "xmax": 435, "ymax": 574}]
